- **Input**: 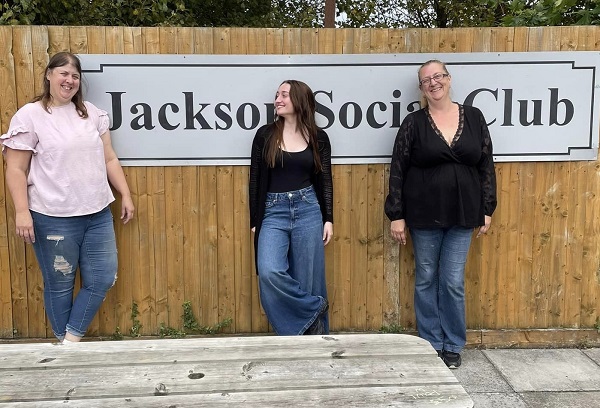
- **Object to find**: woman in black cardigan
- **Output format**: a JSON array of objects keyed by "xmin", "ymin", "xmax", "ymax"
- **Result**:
[{"xmin": 249, "ymin": 80, "xmax": 333, "ymax": 335}]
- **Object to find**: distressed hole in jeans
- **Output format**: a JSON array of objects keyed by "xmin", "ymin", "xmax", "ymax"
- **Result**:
[
  {"xmin": 46, "ymin": 235, "xmax": 64, "ymax": 246},
  {"xmin": 53, "ymin": 255, "xmax": 73, "ymax": 275}
]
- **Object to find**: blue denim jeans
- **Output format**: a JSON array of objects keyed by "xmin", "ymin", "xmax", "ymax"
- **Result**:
[
  {"xmin": 409, "ymin": 226, "xmax": 473, "ymax": 353},
  {"xmin": 257, "ymin": 185, "xmax": 329, "ymax": 335},
  {"xmin": 31, "ymin": 206, "xmax": 118, "ymax": 340}
]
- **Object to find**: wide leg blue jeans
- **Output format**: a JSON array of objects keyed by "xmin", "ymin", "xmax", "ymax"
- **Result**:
[
  {"xmin": 409, "ymin": 226, "xmax": 473, "ymax": 353},
  {"xmin": 257, "ymin": 185, "xmax": 329, "ymax": 335},
  {"xmin": 31, "ymin": 206, "xmax": 118, "ymax": 340}
]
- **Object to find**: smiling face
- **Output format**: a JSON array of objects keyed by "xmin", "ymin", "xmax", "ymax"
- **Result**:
[
  {"xmin": 418, "ymin": 62, "xmax": 451, "ymax": 105},
  {"xmin": 46, "ymin": 63, "xmax": 80, "ymax": 106},
  {"xmin": 275, "ymin": 82, "xmax": 295, "ymax": 118}
]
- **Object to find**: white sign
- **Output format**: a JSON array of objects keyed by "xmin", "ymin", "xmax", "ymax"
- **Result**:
[{"xmin": 79, "ymin": 52, "xmax": 600, "ymax": 166}]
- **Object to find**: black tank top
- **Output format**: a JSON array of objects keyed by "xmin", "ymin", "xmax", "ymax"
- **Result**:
[{"xmin": 268, "ymin": 147, "xmax": 314, "ymax": 193}]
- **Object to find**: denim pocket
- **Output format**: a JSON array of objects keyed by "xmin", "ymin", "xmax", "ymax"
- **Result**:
[
  {"xmin": 302, "ymin": 191, "xmax": 319, "ymax": 205},
  {"xmin": 264, "ymin": 198, "xmax": 277, "ymax": 209}
]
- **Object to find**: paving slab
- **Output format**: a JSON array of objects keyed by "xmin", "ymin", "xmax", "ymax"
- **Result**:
[
  {"xmin": 519, "ymin": 391, "xmax": 600, "ymax": 408},
  {"xmin": 583, "ymin": 348, "xmax": 600, "ymax": 366},
  {"xmin": 468, "ymin": 392, "xmax": 528, "ymax": 408},
  {"xmin": 483, "ymin": 349, "xmax": 600, "ymax": 392},
  {"xmin": 450, "ymin": 350, "xmax": 513, "ymax": 393}
]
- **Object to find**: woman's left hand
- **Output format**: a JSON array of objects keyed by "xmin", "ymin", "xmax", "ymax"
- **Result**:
[
  {"xmin": 121, "ymin": 195, "xmax": 135, "ymax": 224},
  {"xmin": 323, "ymin": 221, "xmax": 333, "ymax": 245},
  {"xmin": 477, "ymin": 215, "xmax": 492, "ymax": 238}
]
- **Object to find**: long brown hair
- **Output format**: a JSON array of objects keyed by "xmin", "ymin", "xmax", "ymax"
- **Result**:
[
  {"xmin": 264, "ymin": 80, "xmax": 322, "ymax": 172},
  {"xmin": 33, "ymin": 52, "xmax": 88, "ymax": 118},
  {"xmin": 418, "ymin": 59, "xmax": 450, "ymax": 109}
]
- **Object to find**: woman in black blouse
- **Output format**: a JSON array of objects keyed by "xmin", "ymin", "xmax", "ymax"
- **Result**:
[
  {"xmin": 385, "ymin": 60, "xmax": 497, "ymax": 368},
  {"xmin": 249, "ymin": 80, "xmax": 333, "ymax": 335}
]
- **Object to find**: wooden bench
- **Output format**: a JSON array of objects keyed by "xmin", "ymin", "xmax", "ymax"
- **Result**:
[{"xmin": 0, "ymin": 333, "xmax": 473, "ymax": 407}]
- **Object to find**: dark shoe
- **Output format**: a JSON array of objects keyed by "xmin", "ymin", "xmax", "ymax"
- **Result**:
[
  {"xmin": 436, "ymin": 350, "xmax": 443, "ymax": 358},
  {"xmin": 304, "ymin": 298, "xmax": 329, "ymax": 335},
  {"xmin": 442, "ymin": 351, "xmax": 461, "ymax": 369},
  {"xmin": 319, "ymin": 298, "xmax": 329, "ymax": 315},
  {"xmin": 305, "ymin": 317, "xmax": 324, "ymax": 335}
]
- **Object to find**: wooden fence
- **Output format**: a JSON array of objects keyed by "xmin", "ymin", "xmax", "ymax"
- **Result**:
[{"xmin": 1, "ymin": 25, "xmax": 599, "ymax": 341}]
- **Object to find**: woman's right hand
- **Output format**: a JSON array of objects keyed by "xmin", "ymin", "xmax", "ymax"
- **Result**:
[
  {"xmin": 4, "ymin": 147, "xmax": 35, "ymax": 243},
  {"xmin": 15, "ymin": 210, "xmax": 35, "ymax": 244},
  {"xmin": 390, "ymin": 219, "xmax": 407, "ymax": 245}
]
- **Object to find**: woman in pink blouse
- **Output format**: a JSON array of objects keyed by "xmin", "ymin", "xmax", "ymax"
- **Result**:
[{"xmin": 1, "ymin": 52, "xmax": 134, "ymax": 344}]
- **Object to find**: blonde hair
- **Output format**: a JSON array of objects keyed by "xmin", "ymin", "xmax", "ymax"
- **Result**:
[{"xmin": 418, "ymin": 59, "xmax": 450, "ymax": 109}]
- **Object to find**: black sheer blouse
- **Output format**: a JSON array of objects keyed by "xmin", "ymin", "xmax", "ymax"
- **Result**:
[{"xmin": 384, "ymin": 104, "xmax": 497, "ymax": 228}]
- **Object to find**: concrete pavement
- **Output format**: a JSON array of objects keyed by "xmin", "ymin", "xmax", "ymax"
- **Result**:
[{"xmin": 452, "ymin": 347, "xmax": 600, "ymax": 407}]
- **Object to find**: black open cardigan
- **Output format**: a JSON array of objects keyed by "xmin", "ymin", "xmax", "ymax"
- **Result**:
[{"xmin": 249, "ymin": 123, "xmax": 334, "ymax": 273}]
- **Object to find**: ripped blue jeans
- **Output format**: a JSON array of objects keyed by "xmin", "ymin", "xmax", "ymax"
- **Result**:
[{"xmin": 31, "ymin": 206, "xmax": 118, "ymax": 340}]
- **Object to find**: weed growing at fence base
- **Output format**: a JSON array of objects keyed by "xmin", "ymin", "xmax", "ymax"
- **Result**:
[{"xmin": 110, "ymin": 300, "xmax": 232, "ymax": 340}]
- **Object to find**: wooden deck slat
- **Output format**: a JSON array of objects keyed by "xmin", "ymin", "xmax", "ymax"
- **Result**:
[
  {"xmin": 0, "ymin": 334, "xmax": 434, "ymax": 368},
  {"xmin": 2, "ymin": 358, "xmax": 454, "ymax": 400},
  {"xmin": 0, "ymin": 334, "xmax": 472, "ymax": 407},
  {"xmin": 0, "ymin": 385, "xmax": 470, "ymax": 407}
]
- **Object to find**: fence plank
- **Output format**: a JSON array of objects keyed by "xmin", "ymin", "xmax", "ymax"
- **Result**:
[
  {"xmin": 69, "ymin": 26, "xmax": 88, "ymax": 54},
  {"xmin": 548, "ymin": 163, "xmax": 568, "ymax": 327},
  {"xmin": 213, "ymin": 28, "xmax": 230, "ymax": 55},
  {"xmin": 233, "ymin": 168, "xmax": 252, "ymax": 333},
  {"xmin": 383, "ymin": 163, "xmax": 402, "ymax": 329},
  {"xmin": 113, "ymin": 167, "xmax": 137, "ymax": 336},
  {"xmin": 197, "ymin": 167, "xmax": 221, "ymax": 329},
  {"xmin": 122, "ymin": 27, "xmax": 142, "ymax": 54},
  {"xmin": 565, "ymin": 161, "xmax": 586, "ymax": 327},
  {"xmin": 332, "ymin": 165, "xmax": 353, "ymax": 330},
  {"xmin": 230, "ymin": 27, "xmax": 248, "ymax": 54},
  {"xmin": 148, "ymin": 167, "xmax": 168, "ymax": 331},
  {"xmin": 128, "ymin": 167, "xmax": 151, "ymax": 336},
  {"xmin": 164, "ymin": 166, "xmax": 184, "ymax": 329},
  {"xmin": 350, "ymin": 166, "xmax": 368, "ymax": 330},
  {"xmin": 283, "ymin": 29, "xmax": 302, "ymax": 54},
  {"xmin": 194, "ymin": 27, "xmax": 213, "ymax": 54},
  {"xmin": 177, "ymin": 27, "xmax": 194, "ymax": 53},
  {"xmin": 182, "ymin": 167, "xmax": 201, "ymax": 329},
  {"xmin": 247, "ymin": 28, "xmax": 266, "ymax": 55},
  {"xmin": 366, "ymin": 164, "xmax": 385, "ymax": 330},
  {"xmin": 301, "ymin": 28, "xmax": 319, "ymax": 54},
  {"xmin": 581, "ymin": 157, "xmax": 600, "ymax": 327},
  {"xmin": 8, "ymin": 26, "xmax": 36, "ymax": 339},
  {"xmin": 142, "ymin": 27, "xmax": 160, "ymax": 54},
  {"xmin": 516, "ymin": 163, "xmax": 536, "ymax": 328},
  {"xmin": 265, "ymin": 28, "xmax": 283, "ymax": 54},
  {"xmin": 216, "ymin": 167, "xmax": 235, "ymax": 333},
  {"xmin": 0, "ymin": 27, "xmax": 15, "ymax": 338}
]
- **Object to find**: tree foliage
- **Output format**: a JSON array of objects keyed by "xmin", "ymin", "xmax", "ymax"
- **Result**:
[
  {"xmin": 336, "ymin": 0, "xmax": 600, "ymax": 28},
  {"xmin": 1, "ymin": 0, "xmax": 599, "ymax": 27},
  {"xmin": 496, "ymin": 0, "xmax": 600, "ymax": 26},
  {"xmin": 0, "ymin": 0, "xmax": 274, "ymax": 26}
]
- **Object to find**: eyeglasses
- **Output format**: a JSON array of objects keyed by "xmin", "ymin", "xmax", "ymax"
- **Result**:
[{"xmin": 419, "ymin": 73, "xmax": 449, "ymax": 87}]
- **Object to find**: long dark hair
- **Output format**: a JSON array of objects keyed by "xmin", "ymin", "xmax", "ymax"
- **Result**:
[
  {"xmin": 264, "ymin": 79, "xmax": 322, "ymax": 172},
  {"xmin": 33, "ymin": 52, "xmax": 88, "ymax": 118},
  {"xmin": 418, "ymin": 59, "xmax": 450, "ymax": 108}
]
